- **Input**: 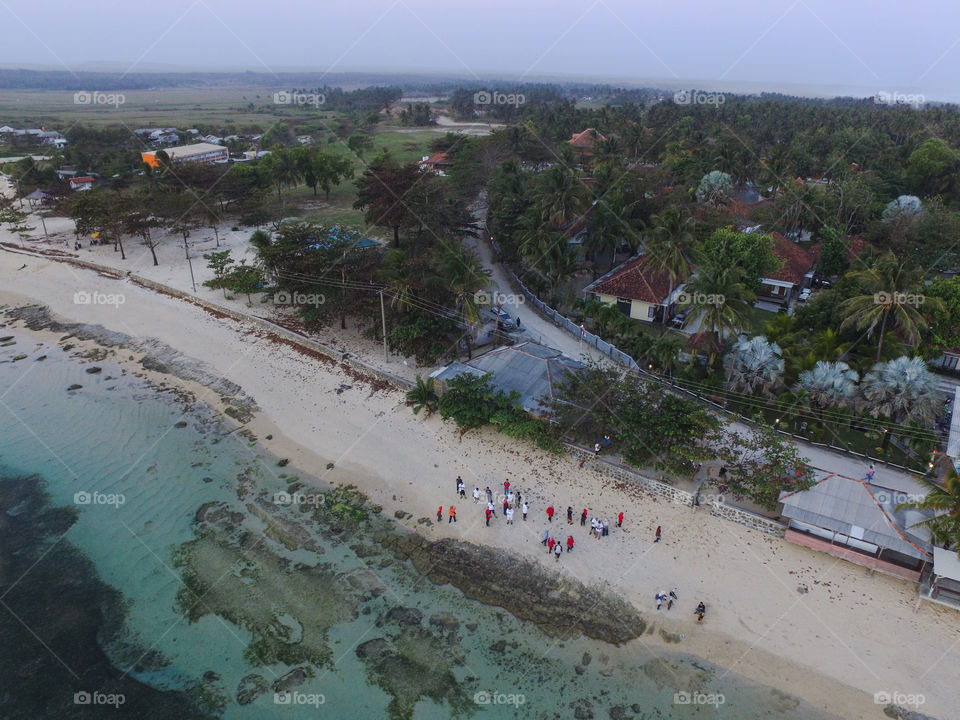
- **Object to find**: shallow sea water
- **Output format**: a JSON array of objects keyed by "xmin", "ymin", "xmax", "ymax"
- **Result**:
[{"xmin": 0, "ymin": 330, "xmax": 841, "ymax": 719}]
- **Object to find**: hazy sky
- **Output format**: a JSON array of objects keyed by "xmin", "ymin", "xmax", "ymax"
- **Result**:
[{"xmin": 2, "ymin": 0, "xmax": 958, "ymax": 98}]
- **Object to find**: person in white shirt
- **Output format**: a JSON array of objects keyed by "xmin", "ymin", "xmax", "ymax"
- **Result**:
[
  {"xmin": 473, "ymin": 487, "xmax": 481, "ymax": 503},
  {"xmin": 521, "ymin": 502, "xmax": 528, "ymax": 521},
  {"xmin": 506, "ymin": 506, "xmax": 514, "ymax": 524}
]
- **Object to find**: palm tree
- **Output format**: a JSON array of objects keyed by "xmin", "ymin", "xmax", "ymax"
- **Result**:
[
  {"xmin": 406, "ymin": 375, "xmax": 439, "ymax": 416},
  {"xmin": 860, "ymin": 356, "xmax": 939, "ymax": 425},
  {"xmin": 681, "ymin": 265, "xmax": 754, "ymax": 364},
  {"xmin": 535, "ymin": 164, "xmax": 586, "ymax": 228},
  {"xmin": 645, "ymin": 209, "xmax": 698, "ymax": 331},
  {"xmin": 643, "ymin": 334, "xmax": 685, "ymax": 377},
  {"xmin": 796, "ymin": 361, "xmax": 860, "ymax": 413},
  {"xmin": 437, "ymin": 245, "xmax": 490, "ymax": 360},
  {"xmin": 725, "ymin": 336, "xmax": 784, "ymax": 397},
  {"xmin": 898, "ymin": 467, "xmax": 960, "ymax": 552},
  {"xmin": 841, "ymin": 252, "xmax": 943, "ymax": 362}
]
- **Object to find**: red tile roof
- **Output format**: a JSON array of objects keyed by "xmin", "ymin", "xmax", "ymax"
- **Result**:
[
  {"xmin": 568, "ymin": 128, "xmax": 606, "ymax": 149},
  {"xmin": 70, "ymin": 176, "xmax": 95, "ymax": 184},
  {"xmin": 767, "ymin": 233, "xmax": 815, "ymax": 285},
  {"xmin": 588, "ymin": 254, "xmax": 673, "ymax": 304},
  {"xmin": 419, "ymin": 152, "xmax": 451, "ymax": 166}
]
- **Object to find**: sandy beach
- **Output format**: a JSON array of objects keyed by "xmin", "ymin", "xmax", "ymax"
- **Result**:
[{"xmin": 2, "ymin": 231, "xmax": 957, "ymax": 719}]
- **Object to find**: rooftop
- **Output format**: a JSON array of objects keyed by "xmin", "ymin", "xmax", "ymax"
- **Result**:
[
  {"xmin": 766, "ymin": 233, "xmax": 816, "ymax": 285},
  {"xmin": 432, "ymin": 342, "xmax": 584, "ymax": 414},
  {"xmin": 585, "ymin": 254, "xmax": 674, "ymax": 304},
  {"xmin": 568, "ymin": 128, "xmax": 606, "ymax": 149},
  {"xmin": 780, "ymin": 472, "xmax": 933, "ymax": 560}
]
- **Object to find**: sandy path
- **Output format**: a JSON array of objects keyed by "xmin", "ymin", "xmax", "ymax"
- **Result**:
[{"xmin": 1, "ymin": 247, "xmax": 957, "ymax": 719}]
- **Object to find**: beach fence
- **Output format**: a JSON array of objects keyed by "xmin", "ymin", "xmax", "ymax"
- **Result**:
[
  {"xmin": 564, "ymin": 442, "xmax": 787, "ymax": 538},
  {"xmin": 511, "ymin": 274, "xmax": 640, "ymax": 370}
]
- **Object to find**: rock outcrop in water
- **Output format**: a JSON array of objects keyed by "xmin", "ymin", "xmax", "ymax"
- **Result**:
[{"xmin": 377, "ymin": 532, "xmax": 647, "ymax": 645}]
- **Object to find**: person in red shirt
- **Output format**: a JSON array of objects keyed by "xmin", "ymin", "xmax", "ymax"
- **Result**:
[
  {"xmin": 437, "ymin": 506, "xmax": 442, "ymax": 522},
  {"xmin": 566, "ymin": 535, "xmax": 574, "ymax": 552},
  {"xmin": 485, "ymin": 508, "xmax": 491, "ymax": 526},
  {"xmin": 547, "ymin": 537, "xmax": 555, "ymax": 553},
  {"xmin": 504, "ymin": 480, "xmax": 510, "ymax": 493},
  {"xmin": 617, "ymin": 511, "xmax": 624, "ymax": 528},
  {"xmin": 449, "ymin": 506, "xmax": 456, "ymax": 523},
  {"xmin": 546, "ymin": 506, "xmax": 554, "ymax": 522}
]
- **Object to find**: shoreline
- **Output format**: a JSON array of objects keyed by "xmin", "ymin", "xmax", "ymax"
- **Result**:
[{"xmin": 1, "ymin": 254, "xmax": 953, "ymax": 719}]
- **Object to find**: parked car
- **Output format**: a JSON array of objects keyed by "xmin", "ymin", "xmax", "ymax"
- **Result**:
[
  {"xmin": 798, "ymin": 288, "xmax": 813, "ymax": 302},
  {"xmin": 670, "ymin": 312, "xmax": 687, "ymax": 329},
  {"xmin": 487, "ymin": 307, "xmax": 517, "ymax": 330}
]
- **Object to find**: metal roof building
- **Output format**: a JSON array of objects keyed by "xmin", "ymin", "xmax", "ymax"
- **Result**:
[
  {"xmin": 431, "ymin": 342, "xmax": 584, "ymax": 415},
  {"xmin": 780, "ymin": 472, "xmax": 933, "ymax": 580}
]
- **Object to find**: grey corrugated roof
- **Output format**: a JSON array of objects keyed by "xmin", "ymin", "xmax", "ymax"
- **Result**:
[
  {"xmin": 433, "ymin": 342, "xmax": 583, "ymax": 414},
  {"xmin": 780, "ymin": 473, "xmax": 933, "ymax": 560}
]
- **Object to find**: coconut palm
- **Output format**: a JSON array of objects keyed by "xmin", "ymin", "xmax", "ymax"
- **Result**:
[
  {"xmin": 680, "ymin": 265, "xmax": 754, "ymax": 364},
  {"xmin": 437, "ymin": 245, "xmax": 491, "ymax": 360},
  {"xmin": 898, "ymin": 467, "xmax": 960, "ymax": 552},
  {"xmin": 535, "ymin": 164, "xmax": 586, "ymax": 228},
  {"xmin": 645, "ymin": 209, "xmax": 698, "ymax": 331},
  {"xmin": 725, "ymin": 336, "xmax": 785, "ymax": 397},
  {"xmin": 406, "ymin": 375, "xmax": 439, "ymax": 416},
  {"xmin": 840, "ymin": 252, "xmax": 943, "ymax": 362},
  {"xmin": 860, "ymin": 356, "xmax": 939, "ymax": 425},
  {"xmin": 796, "ymin": 361, "xmax": 860, "ymax": 412}
]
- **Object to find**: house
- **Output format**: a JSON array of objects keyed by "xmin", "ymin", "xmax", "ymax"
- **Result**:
[
  {"xmin": 779, "ymin": 472, "xmax": 933, "ymax": 581},
  {"xmin": 758, "ymin": 233, "xmax": 816, "ymax": 305},
  {"xmin": 68, "ymin": 176, "xmax": 95, "ymax": 192},
  {"xmin": 431, "ymin": 342, "xmax": 585, "ymax": 416},
  {"xmin": 567, "ymin": 128, "xmax": 606, "ymax": 163},
  {"xmin": 296, "ymin": 135, "xmax": 314, "ymax": 146},
  {"xmin": 418, "ymin": 152, "xmax": 452, "ymax": 174},
  {"xmin": 141, "ymin": 142, "xmax": 229, "ymax": 168},
  {"xmin": 583, "ymin": 253, "xmax": 684, "ymax": 324},
  {"xmin": 923, "ymin": 546, "xmax": 960, "ymax": 607},
  {"xmin": 25, "ymin": 189, "xmax": 53, "ymax": 208}
]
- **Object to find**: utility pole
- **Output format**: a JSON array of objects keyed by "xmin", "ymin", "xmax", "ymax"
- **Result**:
[
  {"xmin": 184, "ymin": 234, "xmax": 197, "ymax": 292},
  {"xmin": 379, "ymin": 290, "xmax": 388, "ymax": 363}
]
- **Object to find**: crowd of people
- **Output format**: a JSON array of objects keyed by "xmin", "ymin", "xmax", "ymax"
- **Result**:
[{"xmin": 437, "ymin": 474, "xmax": 709, "ymax": 623}]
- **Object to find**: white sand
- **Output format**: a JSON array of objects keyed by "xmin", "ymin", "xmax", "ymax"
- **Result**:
[{"xmin": 2, "ymin": 234, "xmax": 958, "ymax": 720}]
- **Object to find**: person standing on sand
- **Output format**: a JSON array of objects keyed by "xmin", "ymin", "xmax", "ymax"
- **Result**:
[
  {"xmin": 542, "ymin": 528, "xmax": 549, "ymax": 545},
  {"xmin": 655, "ymin": 593, "xmax": 663, "ymax": 611},
  {"xmin": 437, "ymin": 506, "xmax": 443, "ymax": 522},
  {"xmin": 655, "ymin": 525, "xmax": 662, "ymax": 542},
  {"xmin": 456, "ymin": 476, "xmax": 463, "ymax": 494},
  {"xmin": 487, "ymin": 500, "xmax": 496, "ymax": 517},
  {"xmin": 504, "ymin": 480, "xmax": 510, "ymax": 495},
  {"xmin": 473, "ymin": 488, "xmax": 480, "ymax": 504},
  {"xmin": 594, "ymin": 442, "xmax": 601, "ymax": 457},
  {"xmin": 554, "ymin": 542, "xmax": 562, "ymax": 561},
  {"xmin": 522, "ymin": 502, "xmax": 528, "ymax": 521},
  {"xmin": 602, "ymin": 519, "xmax": 609, "ymax": 537},
  {"xmin": 546, "ymin": 506, "xmax": 554, "ymax": 523},
  {"xmin": 581, "ymin": 509, "xmax": 587, "ymax": 526},
  {"xmin": 503, "ymin": 497, "xmax": 509, "ymax": 516},
  {"xmin": 485, "ymin": 508, "xmax": 491, "ymax": 526},
  {"xmin": 566, "ymin": 506, "xmax": 573, "ymax": 524},
  {"xmin": 548, "ymin": 537, "xmax": 555, "ymax": 554},
  {"xmin": 485, "ymin": 487, "xmax": 493, "ymax": 504},
  {"xmin": 449, "ymin": 506, "xmax": 456, "ymax": 523},
  {"xmin": 566, "ymin": 535, "xmax": 574, "ymax": 553},
  {"xmin": 506, "ymin": 506, "xmax": 514, "ymax": 524},
  {"xmin": 617, "ymin": 511, "xmax": 624, "ymax": 528}
]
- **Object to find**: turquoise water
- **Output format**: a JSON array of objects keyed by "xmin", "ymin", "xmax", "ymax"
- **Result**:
[{"xmin": 0, "ymin": 329, "xmax": 841, "ymax": 719}]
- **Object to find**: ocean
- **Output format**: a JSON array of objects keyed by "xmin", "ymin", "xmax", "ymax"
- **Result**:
[{"xmin": 0, "ymin": 327, "xmax": 841, "ymax": 719}]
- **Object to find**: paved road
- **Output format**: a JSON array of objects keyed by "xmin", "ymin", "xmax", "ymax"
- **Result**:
[{"xmin": 465, "ymin": 221, "xmax": 926, "ymax": 491}]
